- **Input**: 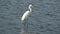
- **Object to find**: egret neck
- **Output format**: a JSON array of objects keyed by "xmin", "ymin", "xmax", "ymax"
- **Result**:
[{"xmin": 28, "ymin": 5, "xmax": 32, "ymax": 12}]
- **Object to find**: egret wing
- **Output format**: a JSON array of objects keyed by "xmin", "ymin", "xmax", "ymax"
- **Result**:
[{"xmin": 21, "ymin": 11, "xmax": 30, "ymax": 21}]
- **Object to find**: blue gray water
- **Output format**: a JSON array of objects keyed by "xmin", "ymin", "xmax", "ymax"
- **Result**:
[{"xmin": 0, "ymin": 0, "xmax": 60, "ymax": 34}]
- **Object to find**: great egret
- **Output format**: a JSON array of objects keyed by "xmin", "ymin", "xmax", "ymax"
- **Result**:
[
  {"xmin": 21, "ymin": 4, "xmax": 32, "ymax": 21},
  {"xmin": 21, "ymin": 4, "xmax": 33, "ymax": 34}
]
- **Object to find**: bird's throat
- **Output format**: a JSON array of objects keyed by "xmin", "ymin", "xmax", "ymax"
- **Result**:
[{"xmin": 29, "ymin": 7, "xmax": 32, "ymax": 12}]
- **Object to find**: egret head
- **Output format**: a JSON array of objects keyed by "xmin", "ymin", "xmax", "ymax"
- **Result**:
[
  {"xmin": 28, "ymin": 4, "xmax": 33, "ymax": 12},
  {"xmin": 29, "ymin": 4, "xmax": 32, "ymax": 7},
  {"xmin": 29, "ymin": 4, "xmax": 33, "ymax": 8}
]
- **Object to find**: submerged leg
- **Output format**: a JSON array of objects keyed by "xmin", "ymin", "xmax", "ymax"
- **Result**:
[
  {"xmin": 26, "ymin": 18, "xmax": 28, "ymax": 32},
  {"xmin": 21, "ymin": 21, "xmax": 27, "ymax": 34},
  {"xmin": 21, "ymin": 19, "xmax": 29, "ymax": 34}
]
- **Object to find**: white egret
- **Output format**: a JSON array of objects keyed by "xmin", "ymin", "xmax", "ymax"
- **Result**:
[
  {"xmin": 21, "ymin": 4, "xmax": 33, "ymax": 34},
  {"xmin": 21, "ymin": 4, "xmax": 32, "ymax": 21}
]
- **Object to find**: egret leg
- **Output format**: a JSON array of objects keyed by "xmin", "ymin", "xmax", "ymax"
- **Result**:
[
  {"xmin": 23, "ymin": 19, "xmax": 28, "ymax": 32},
  {"xmin": 27, "ymin": 18, "xmax": 28, "ymax": 32},
  {"xmin": 26, "ymin": 18, "xmax": 29, "ymax": 34},
  {"xmin": 23, "ymin": 21, "xmax": 26, "ymax": 30},
  {"xmin": 21, "ymin": 21, "xmax": 27, "ymax": 34},
  {"xmin": 22, "ymin": 19, "xmax": 29, "ymax": 34}
]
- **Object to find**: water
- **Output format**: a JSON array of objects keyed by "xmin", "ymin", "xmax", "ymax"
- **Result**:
[{"xmin": 0, "ymin": 0, "xmax": 60, "ymax": 34}]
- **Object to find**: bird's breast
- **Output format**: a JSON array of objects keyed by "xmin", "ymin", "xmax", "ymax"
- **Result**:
[{"xmin": 21, "ymin": 11, "xmax": 30, "ymax": 21}]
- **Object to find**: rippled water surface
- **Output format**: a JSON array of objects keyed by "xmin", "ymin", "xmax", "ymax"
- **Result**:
[{"xmin": 0, "ymin": 0, "xmax": 60, "ymax": 34}]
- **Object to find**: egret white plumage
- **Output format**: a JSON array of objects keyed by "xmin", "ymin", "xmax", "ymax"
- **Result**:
[
  {"xmin": 21, "ymin": 4, "xmax": 32, "ymax": 21},
  {"xmin": 21, "ymin": 4, "xmax": 33, "ymax": 34}
]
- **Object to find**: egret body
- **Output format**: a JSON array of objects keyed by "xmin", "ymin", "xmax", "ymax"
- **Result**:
[{"xmin": 21, "ymin": 4, "xmax": 32, "ymax": 21}]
